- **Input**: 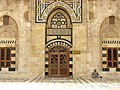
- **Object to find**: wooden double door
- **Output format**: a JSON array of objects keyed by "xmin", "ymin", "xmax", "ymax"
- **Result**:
[{"xmin": 48, "ymin": 46, "xmax": 69, "ymax": 77}]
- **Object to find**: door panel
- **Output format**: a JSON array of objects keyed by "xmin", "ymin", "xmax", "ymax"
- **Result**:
[
  {"xmin": 49, "ymin": 54, "xmax": 59, "ymax": 76},
  {"xmin": 48, "ymin": 46, "xmax": 69, "ymax": 77},
  {"xmin": 60, "ymin": 54, "xmax": 68, "ymax": 76}
]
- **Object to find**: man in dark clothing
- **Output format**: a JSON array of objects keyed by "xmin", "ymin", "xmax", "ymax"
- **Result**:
[{"xmin": 92, "ymin": 69, "xmax": 99, "ymax": 78}]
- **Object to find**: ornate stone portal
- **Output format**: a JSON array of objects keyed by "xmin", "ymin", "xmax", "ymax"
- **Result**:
[{"xmin": 44, "ymin": 7, "xmax": 73, "ymax": 77}]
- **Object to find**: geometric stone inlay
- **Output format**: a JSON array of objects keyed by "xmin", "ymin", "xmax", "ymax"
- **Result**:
[{"xmin": 35, "ymin": 0, "xmax": 82, "ymax": 23}]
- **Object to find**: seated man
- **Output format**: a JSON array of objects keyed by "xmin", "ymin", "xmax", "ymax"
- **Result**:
[{"xmin": 92, "ymin": 69, "xmax": 99, "ymax": 78}]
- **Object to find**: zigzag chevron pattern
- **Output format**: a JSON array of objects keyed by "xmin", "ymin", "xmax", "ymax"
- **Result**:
[
  {"xmin": 102, "ymin": 40, "xmax": 120, "ymax": 44},
  {"xmin": 0, "ymin": 40, "xmax": 16, "ymax": 44}
]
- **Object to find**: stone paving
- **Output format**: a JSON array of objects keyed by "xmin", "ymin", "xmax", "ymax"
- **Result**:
[{"xmin": 0, "ymin": 77, "xmax": 120, "ymax": 90}]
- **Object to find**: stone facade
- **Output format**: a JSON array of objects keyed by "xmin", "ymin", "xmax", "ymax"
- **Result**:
[{"xmin": 0, "ymin": 0, "xmax": 119, "ymax": 79}]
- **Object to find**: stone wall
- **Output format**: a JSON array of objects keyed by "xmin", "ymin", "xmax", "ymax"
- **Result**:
[
  {"xmin": 0, "ymin": 0, "xmax": 120, "ymax": 79},
  {"xmin": 87, "ymin": 0, "xmax": 120, "ymax": 78},
  {"xmin": 0, "ymin": 0, "xmax": 31, "ymax": 79}
]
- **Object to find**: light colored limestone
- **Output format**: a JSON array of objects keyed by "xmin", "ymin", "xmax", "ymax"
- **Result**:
[{"xmin": 0, "ymin": 0, "xmax": 119, "ymax": 80}]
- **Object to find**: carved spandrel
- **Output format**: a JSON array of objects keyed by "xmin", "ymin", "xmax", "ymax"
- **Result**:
[{"xmin": 36, "ymin": 0, "xmax": 82, "ymax": 23}]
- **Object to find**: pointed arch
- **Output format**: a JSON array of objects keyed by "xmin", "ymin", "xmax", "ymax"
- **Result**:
[
  {"xmin": 46, "ymin": 7, "xmax": 72, "ymax": 28},
  {"xmin": 41, "ymin": 2, "xmax": 76, "ymax": 22}
]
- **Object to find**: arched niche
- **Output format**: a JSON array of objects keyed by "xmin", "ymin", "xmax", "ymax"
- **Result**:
[{"xmin": 0, "ymin": 15, "xmax": 18, "ymax": 71}]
